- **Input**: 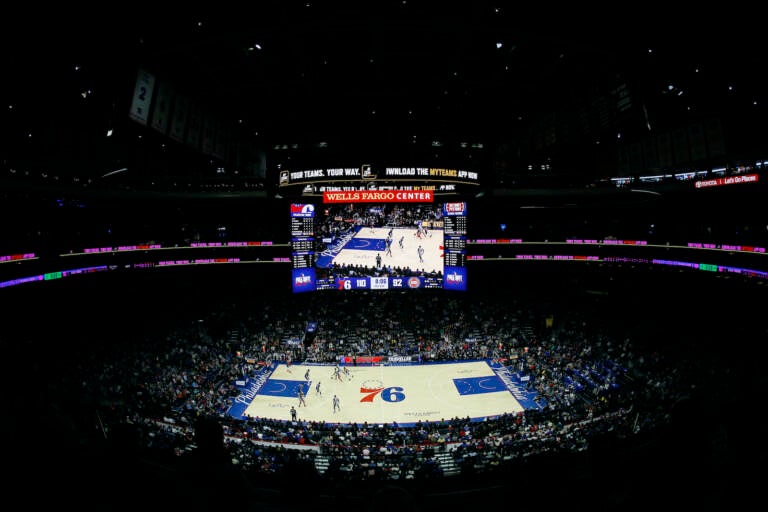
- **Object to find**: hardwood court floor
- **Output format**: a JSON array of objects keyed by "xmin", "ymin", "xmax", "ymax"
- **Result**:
[{"xmin": 243, "ymin": 361, "xmax": 524, "ymax": 425}]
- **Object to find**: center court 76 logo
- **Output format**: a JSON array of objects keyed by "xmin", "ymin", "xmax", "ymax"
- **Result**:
[{"xmin": 359, "ymin": 380, "xmax": 405, "ymax": 403}]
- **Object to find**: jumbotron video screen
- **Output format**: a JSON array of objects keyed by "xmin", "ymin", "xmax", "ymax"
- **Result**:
[{"xmin": 290, "ymin": 196, "xmax": 467, "ymax": 292}]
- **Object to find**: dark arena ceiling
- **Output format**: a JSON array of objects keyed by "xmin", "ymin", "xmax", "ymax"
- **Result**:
[{"xmin": 2, "ymin": 4, "xmax": 766, "ymax": 194}]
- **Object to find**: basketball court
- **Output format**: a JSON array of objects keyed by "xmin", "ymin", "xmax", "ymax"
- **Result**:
[
  {"xmin": 231, "ymin": 360, "xmax": 526, "ymax": 426},
  {"xmin": 321, "ymin": 226, "xmax": 444, "ymax": 275}
]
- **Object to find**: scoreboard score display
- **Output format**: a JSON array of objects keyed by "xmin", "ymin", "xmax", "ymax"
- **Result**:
[
  {"xmin": 290, "ymin": 198, "xmax": 467, "ymax": 293},
  {"xmin": 290, "ymin": 203, "xmax": 317, "ymax": 292}
]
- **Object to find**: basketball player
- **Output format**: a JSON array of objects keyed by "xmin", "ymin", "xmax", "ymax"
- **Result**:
[{"xmin": 298, "ymin": 387, "xmax": 306, "ymax": 407}]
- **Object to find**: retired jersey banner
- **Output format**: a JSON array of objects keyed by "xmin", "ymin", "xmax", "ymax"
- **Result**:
[
  {"xmin": 169, "ymin": 93, "xmax": 190, "ymax": 142},
  {"xmin": 128, "ymin": 69, "xmax": 155, "ymax": 125},
  {"xmin": 150, "ymin": 81, "xmax": 173, "ymax": 135},
  {"xmin": 185, "ymin": 104, "xmax": 202, "ymax": 149},
  {"xmin": 201, "ymin": 116, "xmax": 215, "ymax": 155}
]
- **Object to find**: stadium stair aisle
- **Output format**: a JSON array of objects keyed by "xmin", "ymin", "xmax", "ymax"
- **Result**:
[
  {"xmin": 433, "ymin": 450, "xmax": 459, "ymax": 476},
  {"xmin": 313, "ymin": 454, "xmax": 330, "ymax": 475}
]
